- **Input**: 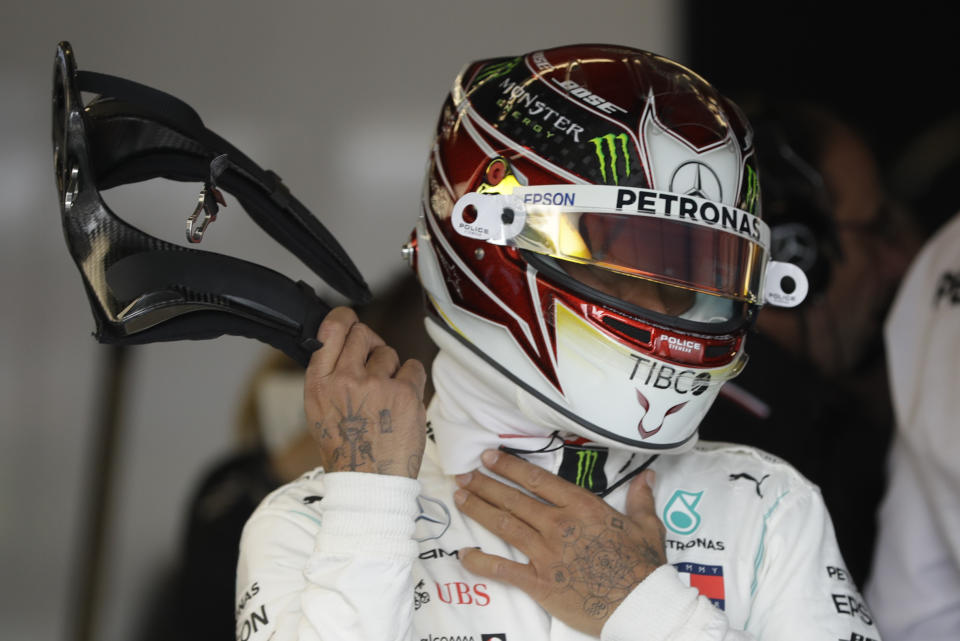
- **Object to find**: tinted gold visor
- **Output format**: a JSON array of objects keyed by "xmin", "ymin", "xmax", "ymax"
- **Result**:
[
  {"xmin": 519, "ymin": 209, "xmax": 765, "ymax": 302},
  {"xmin": 452, "ymin": 185, "xmax": 771, "ymax": 304}
]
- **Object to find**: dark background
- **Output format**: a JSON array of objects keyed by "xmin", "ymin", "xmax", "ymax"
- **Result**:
[{"xmin": 686, "ymin": 2, "xmax": 960, "ymax": 236}]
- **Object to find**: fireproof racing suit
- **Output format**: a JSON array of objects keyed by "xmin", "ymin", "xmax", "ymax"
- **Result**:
[{"xmin": 236, "ymin": 349, "xmax": 882, "ymax": 641}]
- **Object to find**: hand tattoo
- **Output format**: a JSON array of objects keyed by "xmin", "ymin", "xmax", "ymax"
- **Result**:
[
  {"xmin": 332, "ymin": 394, "xmax": 376, "ymax": 471},
  {"xmin": 379, "ymin": 409, "xmax": 393, "ymax": 433},
  {"xmin": 314, "ymin": 420, "xmax": 330, "ymax": 440},
  {"xmin": 408, "ymin": 453, "xmax": 423, "ymax": 478},
  {"xmin": 550, "ymin": 519, "xmax": 663, "ymax": 618}
]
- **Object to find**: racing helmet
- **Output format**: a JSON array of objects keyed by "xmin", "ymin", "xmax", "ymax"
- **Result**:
[{"xmin": 411, "ymin": 44, "xmax": 806, "ymax": 452}]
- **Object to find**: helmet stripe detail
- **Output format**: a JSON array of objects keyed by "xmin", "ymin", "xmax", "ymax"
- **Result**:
[
  {"xmin": 526, "ymin": 265, "xmax": 559, "ymax": 380},
  {"xmin": 457, "ymin": 112, "xmax": 500, "ymax": 160},
  {"xmin": 432, "ymin": 144, "xmax": 456, "ymax": 199},
  {"xmin": 426, "ymin": 292, "xmax": 466, "ymax": 338},
  {"xmin": 422, "ymin": 199, "xmax": 540, "ymax": 356}
]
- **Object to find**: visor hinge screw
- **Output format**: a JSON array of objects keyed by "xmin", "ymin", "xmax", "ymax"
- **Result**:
[{"xmin": 474, "ymin": 247, "xmax": 485, "ymax": 260}]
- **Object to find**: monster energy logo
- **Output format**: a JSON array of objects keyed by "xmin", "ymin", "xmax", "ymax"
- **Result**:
[
  {"xmin": 575, "ymin": 450, "xmax": 600, "ymax": 489},
  {"xmin": 474, "ymin": 56, "xmax": 521, "ymax": 85},
  {"xmin": 589, "ymin": 133, "xmax": 631, "ymax": 184},
  {"xmin": 744, "ymin": 164, "xmax": 760, "ymax": 214},
  {"xmin": 559, "ymin": 446, "xmax": 608, "ymax": 493}
]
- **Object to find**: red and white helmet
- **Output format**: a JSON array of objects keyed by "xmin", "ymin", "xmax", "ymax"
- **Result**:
[{"xmin": 410, "ymin": 44, "xmax": 806, "ymax": 452}]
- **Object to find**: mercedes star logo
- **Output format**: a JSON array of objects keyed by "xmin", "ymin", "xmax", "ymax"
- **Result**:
[{"xmin": 669, "ymin": 161, "xmax": 723, "ymax": 201}]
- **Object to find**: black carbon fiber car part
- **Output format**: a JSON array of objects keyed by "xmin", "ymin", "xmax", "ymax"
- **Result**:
[{"xmin": 52, "ymin": 41, "xmax": 370, "ymax": 366}]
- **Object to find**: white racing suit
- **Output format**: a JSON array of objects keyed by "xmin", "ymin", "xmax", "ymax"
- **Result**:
[{"xmin": 236, "ymin": 349, "xmax": 881, "ymax": 641}]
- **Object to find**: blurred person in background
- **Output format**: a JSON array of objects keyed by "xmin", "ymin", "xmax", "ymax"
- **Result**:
[
  {"xmin": 697, "ymin": 100, "xmax": 924, "ymax": 587},
  {"xmin": 863, "ymin": 132, "xmax": 960, "ymax": 639},
  {"xmin": 174, "ymin": 348, "xmax": 310, "ymax": 641},
  {"xmin": 889, "ymin": 112, "xmax": 960, "ymax": 240}
]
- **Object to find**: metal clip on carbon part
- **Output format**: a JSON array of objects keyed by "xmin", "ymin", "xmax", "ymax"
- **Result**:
[
  {"xmin": 64, "ymin": 165, "xmax": 80, "ymax": 212},
  {"xmin": 186, "ymin": 154, "xmax": 230, "ymax": 243},
  {"xmin": 186, "ymin": 189, "xmax": 215, "ymax": 243}
]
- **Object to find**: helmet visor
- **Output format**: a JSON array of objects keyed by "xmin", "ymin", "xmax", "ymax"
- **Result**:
[{"xmin": 452, "ymin": 185, "xmax": 770, "ymax": 304}]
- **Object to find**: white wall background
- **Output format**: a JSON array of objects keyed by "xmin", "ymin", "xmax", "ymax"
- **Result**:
[{"xmin": 0, "ymin": 1, "xmax": 683, "ymax": 639}]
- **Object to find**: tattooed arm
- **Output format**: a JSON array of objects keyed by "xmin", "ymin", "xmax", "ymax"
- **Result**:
[
  {"xmin": 235, "ymin": 307, "xmax": 427, "ymax": 641},
  {"xmin": 305, "ymin": 306, "xmax": 427, "ymax": 478}
]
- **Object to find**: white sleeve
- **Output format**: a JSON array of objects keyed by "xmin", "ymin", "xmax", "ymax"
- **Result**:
[
  {"xmin": 235, "ymin": 471, "xmax": 421, "ymax": 641},
  {"xmin": 740, "ymin": 488, "xmax": 879, "ymax": 639},
  {"xmin": 601, "ymin": 565, "xmax": 752, "ymax": 641},
  {"xmin": 602, "ymin": 487, "xmax": 881, "ymax": 641},
  {"xmin": 866, "ymin": 438, "xmax": 960, "ymax": 640}
]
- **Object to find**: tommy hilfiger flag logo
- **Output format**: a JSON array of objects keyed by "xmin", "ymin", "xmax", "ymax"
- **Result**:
[{"xmin": 674, "ymin": 562, "xmax": 725, "ymax": 610}]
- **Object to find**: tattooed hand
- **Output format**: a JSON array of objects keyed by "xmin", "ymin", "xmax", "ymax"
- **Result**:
[
  {"xmin": 305, "ymin": 306, "xmax": 427, "ymax": 478},
  {"xmin": 454, "ymin": 450, "xmax": 666, "ymax": 636}
]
